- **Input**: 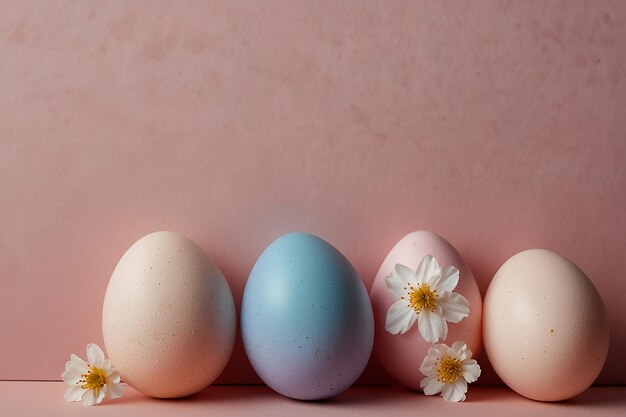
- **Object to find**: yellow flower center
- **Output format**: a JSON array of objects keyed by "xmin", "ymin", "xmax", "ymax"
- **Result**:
[
  {"xmin": 79, "ymin": 366, "xmax": 107, "ymax": 391},
  {"xmin": 436, "ymin": 356, "xmax": 462, "ymax": 383},
  {"xmin": 405, "ymin": 283, "xmax": 438, "ymax": 313}
]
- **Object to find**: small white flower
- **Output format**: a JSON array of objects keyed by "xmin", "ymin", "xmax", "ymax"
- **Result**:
[
  {"xmin": 419, "ymin": 341, "xmax": 481, "ymax": 402},
  {"xmin": 61, "ymin": 343, "xmax": 124, "ymax": 406},
  {"xmin": 384, "ymin": 255, "xmax": 470, "ymax": 342}
]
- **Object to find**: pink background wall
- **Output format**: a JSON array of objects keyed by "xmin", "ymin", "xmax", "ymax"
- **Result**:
[{"xmin": 1, "ymin": 1, "xmax": 625, "ymax": 385}]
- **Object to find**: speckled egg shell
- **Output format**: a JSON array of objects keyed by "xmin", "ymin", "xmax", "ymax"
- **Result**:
[
  {"xmin": 483, "ymin": 249, "xmax": 609, "ymax": 401},
  {"xmin": 240, "ymin": 232, "xmax": 374, "ymax": 400},
  {"xmin": 102, "ymin": 231, "xmax": 236, "ymax": 398},
  {"xmin": 369, "ymin": 231, "xmax": 483, "ymax": 390}
]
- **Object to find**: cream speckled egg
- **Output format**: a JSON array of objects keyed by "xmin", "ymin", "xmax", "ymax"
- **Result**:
[
  {"xmin": 483, "ymin": 249, "xmax": 609, "ymax": 401},
  {"xmin": 102, "ymin": 231, "xmax": 236, "ymax": 398}
]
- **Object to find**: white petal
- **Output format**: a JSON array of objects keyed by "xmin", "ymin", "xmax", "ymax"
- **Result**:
[
  {"xmin": 81, "ymin": 390, "xmax": 98, "ymax": 406},
  {"xmin": 439, "ymin": 292, "xmax": 470, "ymax": 323},
  {"xmin": 461, "ymin": 346, "xmax": 474, "ymax": 361},
  {"xmin": 394, "ymin": 264, "xmax": 418, "ymax": 287},
  {"xmin": 421, "ymin": 355, "xmax": 438, "ymax": 368},
  {"xmin": 107, "ymin": 382, "xmax": 124, "ymax": 399},
  {"xmin": 433, "ymin": 265, "xmax": 460, "ymax": 292},
  {"xmin": 424, "ymin": 268, "xmax": 442, "ymax": 288},
  {"xmin": 95, "ymin": 387, "xmax": 106, "ymax": 405},
  {"xmin": 101, "ymin": 359, "xmax": 111, "ymax": 371},
  {"xmin": 427, "ymin": 343, "xmax": 450, "ymax": 359},
  {"xmin": 106, "ymin": 368, "xmax": 121, "ymax": 383},
  {"xmin": 406, "ymin": 313, "xmax": 418, "ymax": 332},
  {"xmin": 64, "ymin": 385, "xmax": 85, "ymax": 402},
  {"xmin": 385, "ymin": 268, "xmax": 409, "ymax": 299},
  {"xmin": 62, "ymin": 355, "xmax": 90, "ymax": 384},
  {"xmin": 442, "ymin": 378, "xmax": 467, "ymax": 402},
  {"xmin": 456, "ymin": 379, "xmax": 468, "ymax": 401},
  {"xmin": 462, "ymin": 360, "xmax": 481, "ymax": 383},
  {"xmin": 70, "ymin": 354, "xmax": 88, "ymax": 369},
  {"xmin": 385, "ymin": 299, "xmax": 417, "ymax": 334},
  {"xmin": 62, "ymin": 365, "xmax": 83, "ymax": 385},
  {"xmin": 415, "ymin": 255, "xmax": 439, "ymax": 286},
  {"xmin": 64, "ymin": 356, "xmax": 87, "ymax": 375},
  {"xmin": 417, "ymin": 308, "xmax": 448, "ymax": 343},
  {"xmin": 419, "ymin": 356, "xmax": 439, "ymax": 376},
  {"xmin": 83, "ymin": 386, "xmax": 107, "ymax": 406},
  {"xmin": 450, "ymin": 341, "xmax": 474, "ymax": 361},
  {"xmin": 419, "ymin": 364, "xmax": 437, "ymax": 377},
  {"xmin": 449, "ymin": 341, "xmax": 468, "ymax": 358},
  {"xmin": 86, "ymin": 343, "xmax": 105, "ymax": 367},
  {"xmin": 419, "ymin": 356, "xmax": 438, "ymax": 377},
  {"xmin": 420, "ymin": 376, "xmax": 444, "ymax": 396}
]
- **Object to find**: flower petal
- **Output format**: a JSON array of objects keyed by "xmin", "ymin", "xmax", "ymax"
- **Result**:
[
  {"xmin": 433, "ymin": 265, "xmax": 460, "ymax": 292},
  {"xmin": 456, "ymin": 379, "xmax": 468, "ymax": 401},
  {"xmin": 83, "ymin": 386, "xmax": 106, "ymax": 406},
  {"xmin": 415, "ymin": 255, "xmax": 439, "ymax": 286},
  {"xmin": 424, "ymin": 269, "xmax": 442, "ymax": 288},
  {"xmin": 64, "ymin": 385, "xmax": 85, "ymax": 402},
  {"xmin": 394, "ymin": 264, "xmax": 418, "ymax": 288},
  {"xmin": 439, "ymin": 292, "xmax": 470, "ymax": 323},
  {"xmin": 106, "ymin": 368, "xmax": 121, "ymax": 384},
  {"xmin": 101, "ymin": 359, "xmax": 111, "ymax": 370},
  {"xmin": 461, "ymin": 345, "xmax": 474, "ymax": 361},
  {"xmin": 419, "ymin": 355, "xmax": 439, "ymax": 376},
  {"xmin": 462, "ymin": 359, "xmax": 481, "ymax": 383},
  {"xmin": 107, "ymin": 382, "xmax": 124, "ymax": 399},
  {"xmin": 385, "ymin": 267, "xmax": 409, "ymax": 299},
  {"xmin": 62, "ymin": 355, "xmax": 90, "ymax": 385},
  {"xmin": 442, "ymin": 378, "xmax": 467, "ymax": 402},
  {"xmin": 70, "ymin": 354, "xmax": 88, "ymax": 369},
  {"xmin": 96, "ymin": 387, "xmax": 106, "ymax": 405},
  {"xmin": 86, "ymin": 343, "xmax": 105, "ymax": 367},
  {"xmin": 419, "ymin": 357, "xmax": 438, "ymax": 377},
  {"xmin": 385, "ymin": 299, "xmax": 417, "ymax": 334},
  {"xmin": 61, "ymin": 367, "xmax": 83, "ymax": 385},
  {"xmin": 427, "ymin": 343, "xmax": 450, "ymax": 359},
  {"xmin": 419, "ymin": 364, "xmax": 437, "ymax": 377},
  {"xmin": 448, "ymin": 341, "xmax": 468, "ymax": 358},
  {"xmin": 81, "ymin": 389, "xmax": 99, "ymax": 406},
  {"xmin": 420, "ymin": 376, "xmax": 444, "ymax": 396},
  {"xmin": 451, "ymin": 341, "xmax": 474, "ymax": 361},
  {"xmin": 417, "ymin": 308, "xmax": 448, "ymax": 343}
]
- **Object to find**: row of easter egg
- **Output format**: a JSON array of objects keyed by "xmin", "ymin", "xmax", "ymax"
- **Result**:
[{"xmin": 101, "ymin": 231, "xmax": 609, "ymax": 402}]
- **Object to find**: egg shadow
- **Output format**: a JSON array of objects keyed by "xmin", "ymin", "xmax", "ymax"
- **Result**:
[
  {"xmin": 184, "ymin": 385, "xmax": 273, "ymax": 403},
  {"xmin": 547, "ymin": 387, "xmax": 626, "ymax": 407},
  {"xmin": 109, "ymin": 384, "xmax": 273, "ymax": 405},
  {"xmin": 461, "ymin": 385, "xmax": 626, "ymax": 407},
  {"xmin": 303, "ymin": 384, "xmax": 399, "ymax": 407}
]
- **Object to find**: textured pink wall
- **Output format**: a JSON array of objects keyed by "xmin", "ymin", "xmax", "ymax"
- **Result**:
[{"xmin": 1, "ymin": 1, "xmax": 625, "ymax": 385}]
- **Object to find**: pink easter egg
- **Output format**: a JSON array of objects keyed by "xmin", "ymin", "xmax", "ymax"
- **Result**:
[{"xmin": 370, "ymin": 231, "xmax": 483, "ymax": 390}]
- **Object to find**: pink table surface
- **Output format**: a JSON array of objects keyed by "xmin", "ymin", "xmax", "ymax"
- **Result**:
[
  {"xmin": 1, "ymin": 0, "xmax": 626, "ymax": 388},
  {"xmin": 1, "ymin": 383, "xmax": 625, "ymax": 417}
]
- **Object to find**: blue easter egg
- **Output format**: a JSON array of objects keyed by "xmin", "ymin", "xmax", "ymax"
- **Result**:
[{"xmin": 241, "ymin": 232, "xmax": 374, "ymax": 400}]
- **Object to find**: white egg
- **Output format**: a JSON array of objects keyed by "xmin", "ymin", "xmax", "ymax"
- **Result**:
[{"xmin": 483, "ymin": 249, "xmax": 609, "ymax": 401}]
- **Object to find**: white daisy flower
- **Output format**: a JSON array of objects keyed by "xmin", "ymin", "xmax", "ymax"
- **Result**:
[
  {"xmin": 384, "ymin": 255, "xmax": 470, "ymax": 342},
  {"xmin": 419, "ymin": 341, "xmax": 481, "ymax": 402},
  {"xmin": 61, "ymin": 343, "xmax": 124, "ymax": 406}
]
